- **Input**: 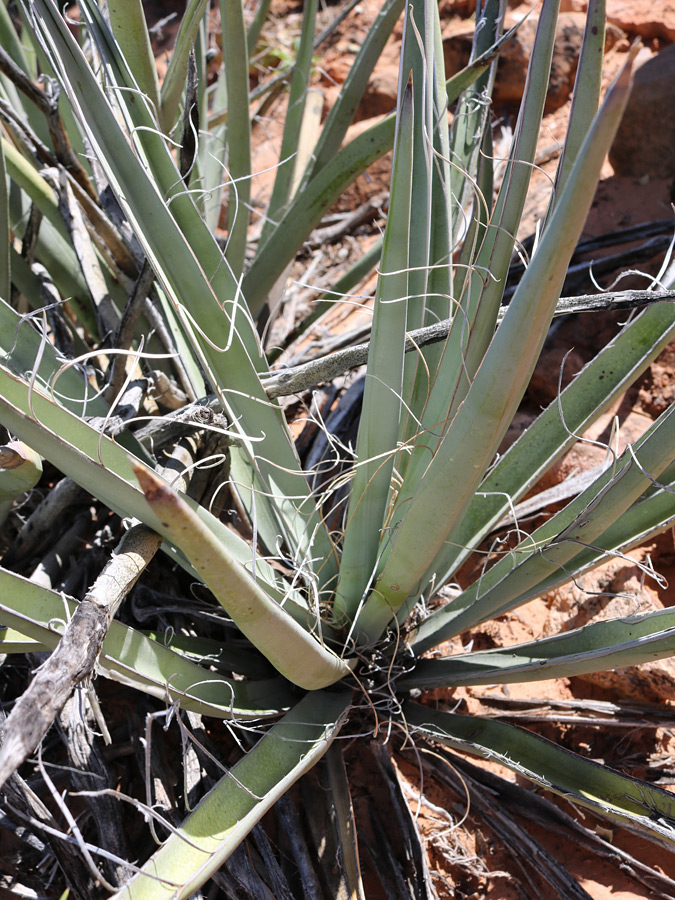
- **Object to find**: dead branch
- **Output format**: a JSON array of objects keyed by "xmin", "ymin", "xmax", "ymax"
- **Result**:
[
  {"xmin": 0, "ymin": 438, "xmax": 201, "ymax": 792},
  {"xmin": 0, "ymin": 44, "xmax": 96, "ymax": 200},
  {"xmin": 262, "ymin": 289, "xmax": 675, "ymax": 398}
]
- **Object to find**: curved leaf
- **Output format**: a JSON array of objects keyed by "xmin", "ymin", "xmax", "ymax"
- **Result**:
[
  {"xmin": 243, "ymin": 28, "xmax": 520, "ymax": 314},
  {"xmin": 420, "ymin": 299, "xmax": 675, "ymax": 595},
  {"xmin": 0, "ymin": 362, "xmax": 301, "ymax": 608},
  {"xmin": 405, "ymin": 701, "xmax": 675, "ymax": 850},
  {"xmin": 113, "ymin": 690, "xmax": 352, "ymax": 900},
  {"xmin": 403, "ymin": 608, "xmax": 675, "ymax": 689},
  {"xmin": 413, "ymin": 399, "xmax": 675, "ymax": 651},
  {"xmin": 358, "ymin": 50, "xmax": 637, "ymax": 643},
  {"xmin": 0, "ymin": 568, "xmax": 292, "ymax": 718},
  {"xmin": 335, "ymin": 83, "xmax": 413, "ymax": 623},
  {"xmin": 134, "ymin": 464, "xmax": 352, "ymax": 690}
]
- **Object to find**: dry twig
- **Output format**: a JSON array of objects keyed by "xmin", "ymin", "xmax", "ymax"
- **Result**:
[{"xmin": 0, "ymin": 437, "xmax": 202, "ymax": 791}]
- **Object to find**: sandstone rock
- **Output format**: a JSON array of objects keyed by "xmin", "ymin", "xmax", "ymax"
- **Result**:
[
  {"xmin": 439, "ymin": 0, "xmax": 478, "ymax": 16},
  {"xmin": 607, "ymin": 0, "xmax": 675, "ymax": 42},
  {"xmin": 354, "ymin": 67, "xmax": 399, "ymax": 120},
  {"xmin": 609, "ymin": 43, "xmax": 675, "ymax": 180},
  {"xmin": 502, "ymin": 12, "xmax": 588, "ymax": 111},
  {"xmin": 546, "ymin": 0, "xmax": 675, "ymax": 39},
  {"xmin": 527, "ymin": 345, "xmax": 585, "ymax": 407},
  {"xmin": 444, "ymin": 12, "xmax": 621, "ymax": 112},
  {"xmin": 353, "ymin": 46, "xmax": 401, "ymax": 120},
  {"xmin": 559, "ymin": 0, "xmax": 589, "ymax": 12}
]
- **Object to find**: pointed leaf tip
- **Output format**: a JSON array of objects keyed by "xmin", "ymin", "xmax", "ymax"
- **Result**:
[
  {"xmin": 613, "ymin": 39, "xmax": 640, "ymax": 92},
  {"xmin": 131, "ymin": 459, "xmax": 169, "ymax": 502}
]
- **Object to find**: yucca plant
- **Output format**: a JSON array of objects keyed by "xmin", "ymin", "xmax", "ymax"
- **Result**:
[{"xmin": 2, "ymin": 0, "xmax": 675, "ymax": 895}]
